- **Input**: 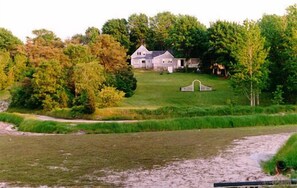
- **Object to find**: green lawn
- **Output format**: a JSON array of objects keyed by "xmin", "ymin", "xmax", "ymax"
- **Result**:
[
  {"xmin": 122, "ymin": 70, "xmax": 247, "ymax": 108},
  {"xmin": 1, "ymin": 125, "xmax": 297, "ymax": 187}
]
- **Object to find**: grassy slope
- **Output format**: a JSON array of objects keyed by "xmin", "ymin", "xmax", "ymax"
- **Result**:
[
  {"xmin": 1, "ymin": 126, "xmax": 297, "ymax": 187},
  {"xmin": 263, "ymin": 133, "xmax": 297, "ymax": 177},
  {"xmin": 122, "ymin": 70, "xmax": 247, "ymax": 108}
]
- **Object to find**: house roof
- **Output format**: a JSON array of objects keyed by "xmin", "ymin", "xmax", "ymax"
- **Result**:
[
  {"xmin": 132, "ymin": 45, "xmax": 173, "ymax": 59},
  {"xmin": 151, "ymin": 51, "xmax": 167, "ymax": 58}
]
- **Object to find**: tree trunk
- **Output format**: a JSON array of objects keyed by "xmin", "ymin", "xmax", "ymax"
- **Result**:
[
  {"xmin": 256, "ymin": 92, "xmax": 260, "ymax": 106},
  {"xmin": 250, "ymin": 82, "xmax": 254, "ymax": 106}
]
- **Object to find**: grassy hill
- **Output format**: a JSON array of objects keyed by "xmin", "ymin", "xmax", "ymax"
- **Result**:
[{"xmin": 122, "ymin": 70, "xmax": 246, "ymax": 108}]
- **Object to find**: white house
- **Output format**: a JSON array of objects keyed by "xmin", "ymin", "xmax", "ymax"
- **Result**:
[{"xmin": 131, "ymin": 45, "xmax": 200, "ymax": 71}]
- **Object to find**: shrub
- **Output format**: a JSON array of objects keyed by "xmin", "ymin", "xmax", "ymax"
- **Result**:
[
  {"xmin": 114, "ymin": 66, "xmax": 137, "ymax": 97},
  {"xmin": 98, "ymin": 86, "xmax": 125, "ymax": 108},
  {"xmin": 272, "ymin": 85, "xmax": 284, "ymax": 105}
]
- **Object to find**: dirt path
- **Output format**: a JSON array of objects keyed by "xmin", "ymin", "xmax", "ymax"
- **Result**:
[
  {"xmin": 98, "ymin": 133, "xmax": 292, "ymax": 188},
  {"xmin": 36, "ymin": 115, "xmax": 139, "ymax": 123}
]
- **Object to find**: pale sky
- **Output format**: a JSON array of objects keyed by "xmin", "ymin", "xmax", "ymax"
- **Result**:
[{"xmin": 0, "ymin": 0, "xmax": 295, "ymax": 42}]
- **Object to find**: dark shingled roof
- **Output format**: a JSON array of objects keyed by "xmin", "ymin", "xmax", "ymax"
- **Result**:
[{"xmin": 151, "ymin": 51, "xmax": 167, "ymax": 58}]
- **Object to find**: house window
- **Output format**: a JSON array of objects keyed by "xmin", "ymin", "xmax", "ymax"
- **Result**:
[
  {"xmin": 162, "ymin": 59, "xmax": 173, "ymax": 63},
  {"xmin": 137, "ymin": 52, "xmax": 141, "ymax": 55}
]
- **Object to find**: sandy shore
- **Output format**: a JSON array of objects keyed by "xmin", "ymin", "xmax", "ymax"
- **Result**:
[{"xmin": 98, "ymin": 133, "xmax": 291, "ymax": 188}]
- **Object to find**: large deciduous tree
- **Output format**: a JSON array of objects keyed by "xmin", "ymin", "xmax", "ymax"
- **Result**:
[
  {"xmin": 283, "ymin": 4, "xmax": 297, "ymax": 103},
  {"xmin": 207, "ymin": 21, "xmax": 244, "ymax": 73},
  {"xmin": 147, "ymin": 12, "xmax": 176, "ymax": 50},
  {"xmin": 89, "ymin": 34, "xmax": 128, "ymax": 73},
  {"xmin": 259, "ymin": 4, "xmax": 297, "ymax": 104},
  {"xmin": 128, "ymin": 13, "xmax": 149, "ymax": 53},
  {"xmin": 166, "ymin": 15, "xmax": 208, "ymax": 59},
  {"xmin": 102, "ymin": 19, "xmax": 130, "ymax": 50},
  {"xmin": 231, "ymin": 20, "xmax": 269, "ymax": 106}
]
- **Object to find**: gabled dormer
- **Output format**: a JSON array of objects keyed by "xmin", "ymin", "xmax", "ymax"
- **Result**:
[{"xmin": 131, "ymin": 45, "xmax": 150, "ymax": 58}]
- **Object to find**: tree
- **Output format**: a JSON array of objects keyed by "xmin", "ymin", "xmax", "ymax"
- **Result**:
[
  {"xmin": 207, "ymin": 21, "xmax": 244, "ymax": 73},
  {"xmin": 259, "ymin": 4, "xmax": 297, "ymax": 104},
  {"xmin": 0, "ymin": 28, "xmax": 23, "ymax": 54},
  {"xmin": 283, "ymin": 4, "xmax": 297, "ymax": 103},
  {"xmin": 25, "ymin": 29, "xmax": 67, "ymax": 67},
  {"xmin": 73, "ymin": 61, "xmax": 105, "ymax": 96},
  {"xmin": 102, "ymin": 18, "xmax": 130, "ymax": 50},
  {"xmin": 31, "ymin": 60, "xmax": 65, "ymax": 110},
  {"xmin": 259, "ymin": 15, "xmax": 287, "ymax": 90},
  {"xmin": 85, "ymin": 27, "xmax": 100, "ymax": 44},
  {"xmin": 166, "ymin": 15, "xmax": 208, "ymax": 59},
  {"xmin": 0, "ymin": 51, "xmax": 11, "ymax": 90},
  {"xmin": 107, "ymin": 66, "xmax": 137, "ymax": 97},
  {"xmin": 128, "ymin": 13, "xmax": 149, "ymax": 53},
  {"xmin": 89, "ymin": 34, "xmax": 128, "ymax": 73},
  {"xmin": 147, "ymin": 12, "xmax": 176, "ymax": 50},
  {"xmin": 231, "ymin": 20, "xmax": 269, "ymax": 106}
]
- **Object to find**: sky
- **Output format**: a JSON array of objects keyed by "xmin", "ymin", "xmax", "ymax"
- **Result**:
[{"xmin": 0, "ymin": 0, "xmax": 296, "ymax": 42}]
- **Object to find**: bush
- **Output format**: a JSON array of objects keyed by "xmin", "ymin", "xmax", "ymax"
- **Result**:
[{"xmin": 98, "ymin": 86, "xmax": 125, "ymax": 108}]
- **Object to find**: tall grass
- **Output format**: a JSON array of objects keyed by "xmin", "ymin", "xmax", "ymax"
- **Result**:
[
  {"xmin": 263, "ymin": 134, "xmax": 297, "ymax": 177},
  {"xmin": 76, "ymin": 114, "xmax": 297, "ymax": 134},
  {"xmin": 18, "ymin": 119, "xmax": 71, "ymax": 134},
  {"xmin": 134, "ymin": 105, "xmax": 297, "ymax": 119},
  {"xmin": 1, "ymin": 112, "xmax": 297, "ymax": 134},
  {"xmin": 0, "ymin": 112, "xmax": 24, "ymax": 126}
]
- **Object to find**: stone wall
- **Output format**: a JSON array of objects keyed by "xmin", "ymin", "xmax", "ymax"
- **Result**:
[{"xmin": 0, "ymin": 100, "xmax": 9, "ymax": 112}]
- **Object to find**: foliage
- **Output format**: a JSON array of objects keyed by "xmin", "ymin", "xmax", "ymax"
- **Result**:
[
  {"xmin": 73, "ymin": 62, "xmax": 105, "ymax": 96},
  {"xmin": 72, "ymin": 90, "xmax": 97, "ymax": 114},
  {"xmin": 31, "ymin": 60, "xmax": 65, "ymax": 111},
  {"xmin": 108, "ymin": 66, "xmax": 137, "ymax": 97},
  {"xmin": 0, "ymin": 50, "xmax": 11, "ymax": 90},
  {"xmin": 84, "ymin": 27, "xmax": 100, "ymax": 44},
  {"xmin": 231, "ymin": 20, "xmax": 269, "ymax": 106},
  {"xmin": 0, "ymin": 27, "xmax": 23, "ymax": 52},
  {"xmin": 102, "ymin": 18, "xmax": 130, "ymax": 50},
  {"xmin": 207, "ymin": 21, "xmax": 244, "ymax": 71},
  {"xmin": 128, "ymin": 13, "xmax": 149, "ymax": 53},
  {"xmin": 147, "ymin": 12, "xmax": 176, "ymax": 50},
  {"xmin": 166, "ymin": 15, "xmax": 208, "ymax": 59},
  {"xmin": 263, "ymin": 134, "xmax": 297, "ymax": 176},
  {"xmin": 89, "ymin": 34, "xmax": 128, "ymax": 73},
  {"xmin": 272, "ymin": 85, "xmax": 284, "ymax": 105},
  {"xmin": 98, "ymin": 86, "xmax": 125, "ymax": 108},
  {"xmin": 259, "ymin": 4, "xmax": 297, "ymax": 104}
]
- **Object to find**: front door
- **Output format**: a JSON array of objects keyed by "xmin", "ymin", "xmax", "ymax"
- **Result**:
[{"xmin": 142, "ymin": 60, "xmax": 146, "ymax": 68}]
